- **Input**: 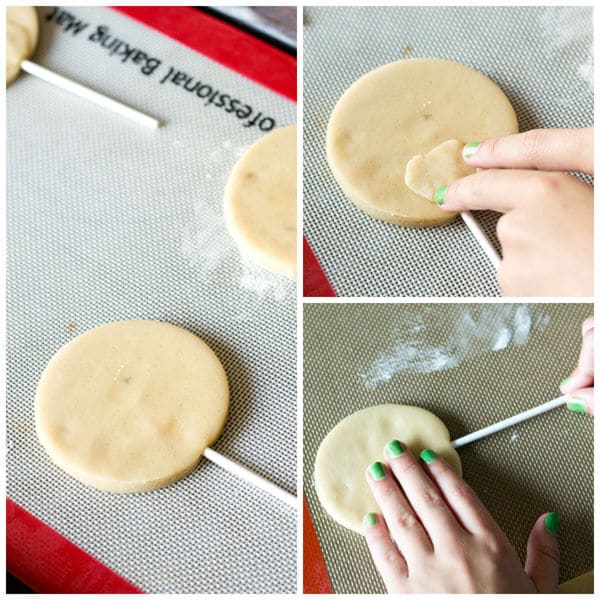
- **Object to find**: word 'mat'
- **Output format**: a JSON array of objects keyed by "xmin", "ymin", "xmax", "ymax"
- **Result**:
[
  {"xmin": 160, "ymin": 67, "xmax": 275, "ymax": 131},
  {"xmin": 45, "ymin": 7, "xmax": 89, "ymax": 34}
]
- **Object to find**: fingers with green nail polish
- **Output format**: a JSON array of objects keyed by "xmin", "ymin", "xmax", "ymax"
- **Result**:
[
  {"xmin": 420, "ymin": 449, "xmax": 437, "ymax": 464},
  {"xmin": 363, "ymin": 512, "xmax": 378, "ymax": 528},
  {"xmin": 545, "ymin": 512, "xmax": 560, "ymax": 535},
  {"xmin": 384, "ymin": 440, "xmax": 404, "ymax": 458},
  {"xmin": 463, "ymin": 141, "xmax": 480, "ymax": 159},
  {"xmin": 368, "ymin": 461, "xmax": 386, "ymax": 480},
  {"xmin": 434, "ymin": 185, "xmax": 447, "ymax": 206},
  {"xmin": 566, "ymin": 398, "xmax": 587, "ymax": 414}
]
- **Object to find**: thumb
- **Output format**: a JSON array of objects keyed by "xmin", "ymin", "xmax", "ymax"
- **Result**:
[
  {"xmin": 566, "ymin": 387, "xmax": 594, "ymax": 416},
  {"xmin": 524, "ymin": 512, "xmax": 560, "ymax": 593}
]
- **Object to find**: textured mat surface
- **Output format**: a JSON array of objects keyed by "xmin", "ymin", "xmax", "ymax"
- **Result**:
[
  {"xmin": 303, "ymin": 6, "xmax": 593, "ymax": 296},
  {"xmin": 7, "ymin": 7, "xmax": 296, "ymax": 594},
  {"xmin": 304, "ymin": 303, "xmax": 593, "ymax": 593}
]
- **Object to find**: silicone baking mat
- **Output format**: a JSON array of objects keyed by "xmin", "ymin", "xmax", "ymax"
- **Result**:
[
  {"xmin": 303, "ymin": 6, "xmax": 593, "ymax": 297},
  {"xmin": 7, "ymin": 7, "xmax": 296, "ymax": 594},
  {"xmin": 304, "ymin": 303, "xmax": 593, "ymax": 593}
]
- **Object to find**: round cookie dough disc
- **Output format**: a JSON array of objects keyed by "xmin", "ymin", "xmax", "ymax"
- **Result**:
[
  {"xmin": 35, "ymin": 320, "xmax": 230, "ymax": 493},
  {"xmin": 224, "ymin": 124, "xmax": 297, "ymax": 278},
  {"xmin": 6, "ymin": 6, "xmax": 39, "ymax": 84},
  {"xmin": 327, "ymin": 58, "xmax": 518, "ymax": 227},
  {"xmin": 314, "ymin": 404, "xmax": 461, "ymax": 533}
]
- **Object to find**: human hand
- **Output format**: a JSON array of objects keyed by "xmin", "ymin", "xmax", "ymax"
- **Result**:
[
  {"xmin": 435, "ymin": 128, "xmax": 593, "ymax": 297},
  {"xmin": 363, "ymin": 442, "xmax": 559, "ymax": 593},
  {"xmin": 560, "ymin": 317, "xmax": 594, "ymax": 415}
]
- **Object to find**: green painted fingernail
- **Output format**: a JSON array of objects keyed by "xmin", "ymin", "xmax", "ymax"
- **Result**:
[
  {"xmin": 368, "ymin": 461, "xmax": 386, "ymax": 480},
  {"xmin": 420, "ymin": 449, "xmax": 437, "ymax": 464},
  {"xmin": 463, "ymin": 141, "xmax": 480, "ymax": 159},
  {"xmin": 567, "ymin": 398, "xmax": 587, "ymax": 414},
  {"xmin": 385, "ymin": 440, "xmax": 404, "ymax": 458},
  {"xmin": 363, "ymin": 512, "xmax": 377, "ymax": 527},
  {"xmin": 434, "ymin": 185, "xmax": 448, "ymax": 206},
  {"xmin": 561, "ymin": 377, "xmax": 570, "ymax": 388},
  {"xmin": 545, "ymin": 512, "xmax": 560, "ymax": 535}
]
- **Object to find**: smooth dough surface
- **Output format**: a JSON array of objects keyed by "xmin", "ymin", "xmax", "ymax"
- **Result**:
[
  {"xmin": 326, "ymin": 58, "xmax": 518, "ymax": 227},
  {"xmin": 6, "ymin": 6, "xmax": 39, "ymax": 84},
  {"xmin": 315, "ymin": 404, "xmax": 461, "ymax": 533},
  {"xmin": 35, "ymin": 320, "xmax": 229, "ymax": 493},
  {"xmin": 405, "ymin": 139, "xmax": 477, "ymax": 202},
  {"xmin": 558, "ymin": 570, "xmax": 594, "ymax": 593},
  {"xmin": 224, "ymin": 124, "xmax": 297, "ymax": 278}
]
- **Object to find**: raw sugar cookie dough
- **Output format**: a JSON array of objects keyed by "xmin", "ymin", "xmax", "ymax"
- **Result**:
[
  {"xmin": 314, "ymin": 404, "xmax": 461, "ymax": 533},
  {"xmin": 405, "ymin": 139, "xmax": 478, "ymax": 202},
  {"xmin": 6, "ymin": 6, "xmax": 39, "ymax": 84},
  {"xmin": 35, "ymin": 320, "xmax": 229, "ymax": 493},
  {"xmin": 326, "ymin": 58, "xmax": 518, "ymax": 227},
  {"xmin": 224, "ymin": 124, "xmax": 297, "ymax": 278}
]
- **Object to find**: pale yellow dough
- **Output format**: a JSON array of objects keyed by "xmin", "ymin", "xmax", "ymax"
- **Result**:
[
  {"xmin": 35, "ymin": 320, "xmax": 229, "ymax": 493},
  {"xmin": 224, "ymin": 124, "xmax": 297, "ymax": 278},
  {"xmin": 405, "ymin": 139, "xmax": 477, "ymax": 202},
  {"xmin": 314, "ymin": 404, "xmax": 461, "ymax": 533},
  {"xmin": 326, "ymin": 58, "xmax": 518, "ymax": 227},
  {"xmin": 6, "ymin": 6, "xmax": 39, "ymax": 84},
  {"xmin": 559, "ymin": 570, "xmax": 593, "ymax": 593}
]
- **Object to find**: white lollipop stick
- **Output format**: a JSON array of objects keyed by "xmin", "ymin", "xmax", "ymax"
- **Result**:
[
  {"xmin": 203, "ymin": 447, "xmax": 296, "ymax": 508},
  {"xmin": 460, "ymin": 210, "xmax": 501, "ymax": 269},
  {"xmin": 20, "ymin": 59, "xmax": 161, "ymax": 129},
  {"xmin": 451, "ymin": 396, "xmax": 567, "ymax": 449}
]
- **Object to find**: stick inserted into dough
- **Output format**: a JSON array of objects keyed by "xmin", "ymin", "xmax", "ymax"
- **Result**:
[
  {"xmin": 7, "ymin": 7, "xmax": 160, "ymax": 128},
  {"xmin": 203, "ymin": 447, "xmax": 296, "ymax": 507},
  {"xmin": 20, "ymin": 60, "xmax": 161, "ymax": 129},
  {"xmin": 460, "ymin": 211, "xmax": 501, "ymax": 270},
  {"xmin": 451, "ymin": 396, "xmax": 567, "ymax": 448}
]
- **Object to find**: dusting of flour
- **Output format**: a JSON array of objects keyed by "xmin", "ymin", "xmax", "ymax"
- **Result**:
[
  {"xmin": 539, "ymin": 6, "xmax": 593, "ymax": 104},
  {"xmin": 180, "ymin": 139, "xmax": 294, "ymax": 301},
  {"xmin": 360, "ymin": 305, "xmax": 550, "ymax": 389}
]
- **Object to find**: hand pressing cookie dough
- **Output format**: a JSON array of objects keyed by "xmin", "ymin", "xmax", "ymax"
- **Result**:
[
  {"xmin": 363, "ymin": 443, "xmax": 560, "ymax": 593},
  {"xmin": 435, "ymin": 128, "xmax": 593, "ymax": 297}
]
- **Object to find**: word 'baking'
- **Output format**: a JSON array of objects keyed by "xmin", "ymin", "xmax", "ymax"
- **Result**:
[
  {"xmin": 88, "ymin": 26, "xmax": 161, "ymax": 76},
  {"xmin": 44, "ymin": 7, "xmax": 280, "ymax": 130}
]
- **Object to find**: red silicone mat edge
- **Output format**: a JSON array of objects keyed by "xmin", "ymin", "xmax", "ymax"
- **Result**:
[
  {"xmin": 6, "ymin": 499, "xmax": 142, "ymax": 593},
  {"xmin": 113, "ymin": 6, "xmax": 296, "ymax": 101},
  {"xmin": 303, "ymin": 494, "xmax": 333, "ymax": 593},
  {"xmin": 303, "ymin": 237, "xmax": 336, "ymax": 297}
]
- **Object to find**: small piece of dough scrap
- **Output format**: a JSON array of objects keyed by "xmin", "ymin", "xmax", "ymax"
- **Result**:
[
  {"xmin": 224, "ymin": 124, "xmax": 297, "ymax": 278},
  {"xmin": 405, "ymin": 139, "xmax": 477, "ymax": 202},
  {"xmin": 314, "ymin": 404, "xmax": 461, "ymax": 533},
  {"xmin": 6, "ymin": 6, "xmax": 39, "ymax": 84},
  {"xmin": 35, "ymin": 320, "xmax": 229, "ymax": 493},
  {"xmin": 326, "ymin": 58, "xmax": 518, "ymax": 227}
]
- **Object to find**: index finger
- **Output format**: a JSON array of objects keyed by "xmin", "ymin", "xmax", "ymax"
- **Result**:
[
  {"xmin": 439, "ymin": 168, "xmax": 546, "ymax": 213},
  {"xmin": 463, "ymin": 128, "xmax": 593, "ymax": 175}
]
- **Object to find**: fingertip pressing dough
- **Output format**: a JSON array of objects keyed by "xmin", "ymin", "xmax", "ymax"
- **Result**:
[
  {"xmin": 314, "ymin": 404, "xmax": 461, "ymax": 533},
  {"xmin": 405, "ymin": 139, "xmax": 477, "ymax": 202},
  {"xmin": 326, "ymin": 58, "xmax": 518, "ymax": 227},
  {"xmin": 224, "ymin": 124, "xmax": 297, "ymax": 278},
  {"xmin": 6, "ymin": 6, "xmax": 39, "ymax": 84},
  {"xmin": 35, "ymin": 320, "xmax": 230, "ymax": 493}
]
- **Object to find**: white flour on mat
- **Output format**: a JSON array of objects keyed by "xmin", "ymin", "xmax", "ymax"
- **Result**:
[
  {"xmin": 539, "ymin": 6, "xmax": 593, "ymax": 104},
  {"xmin": 360, "ymin": 305, "xmax": 550, "ymax": 389},
  {"xmin": 181, "ymin": 140, "xmax": 293, "ymax": 300}
]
